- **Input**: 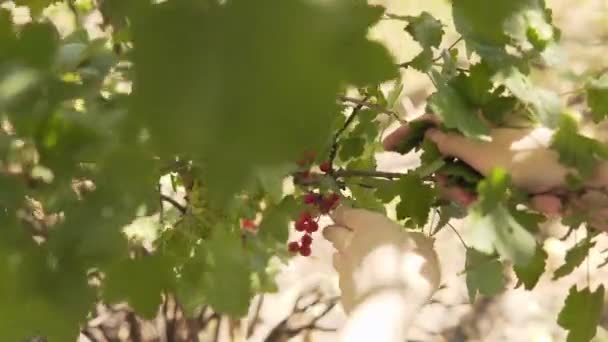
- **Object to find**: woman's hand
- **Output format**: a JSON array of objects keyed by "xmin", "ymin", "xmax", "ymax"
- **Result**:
[{"xmin": 323, "ymin": 206, "xmax": 440, "ymax": 341}]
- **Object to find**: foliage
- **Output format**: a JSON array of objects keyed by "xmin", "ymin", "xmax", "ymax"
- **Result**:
[{"xmin": 0, "ymin": 0, "xmax": 606, "ymax": 341}]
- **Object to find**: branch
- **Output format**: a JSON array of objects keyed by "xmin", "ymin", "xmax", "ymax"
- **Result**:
[
  {"xmin": 329, "ymin": 96, "xmax": 369, "ymax": 172},
  {"xmin": 160, "ymin": 195, "xmax": 187, "ymax": 214},
  {"xmin": 337, "ymin": 95, "xmax": 403, "ymax": 122},
  {"xmin": 335, "ymin": 169, "xmax": 408, "ymax": 179}
]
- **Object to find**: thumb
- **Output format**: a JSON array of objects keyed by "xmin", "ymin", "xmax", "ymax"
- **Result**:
[{"xmin": 322, "ymin": 225, "xmax": 352, "ymax": 253}]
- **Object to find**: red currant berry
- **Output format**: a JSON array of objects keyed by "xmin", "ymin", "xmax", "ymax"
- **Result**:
[
  {"xmin": 300, "ymin": 211, "xmax": 313, "ymax": 222},
  {"xmin": 241, "ymin": 219, "xmax": 257, "ymax": 231},
  {"xmin": 301, "ymin": 234, "xmax": 313, "ymax": 246},
  {"xmin": 319, "ymin": 160, "xmax": 331, "ymax": 173},
  {"xmin": 299, "ymin": 245, "xmax": 312, "ymax": 257},
  {"xmin": 295, "ymin": 219, "xmax": 307, "ymax": 232},
  {"xmin": 288, "ymin": 241, "xmax": 300, "ymax": 253},
  {"xmin": 305, "ymin": 220, "xmax": 319, "ymax": 233},
  {"xmin": 303, "ymin": 193, "xmax": 316, "ymax": 204}
]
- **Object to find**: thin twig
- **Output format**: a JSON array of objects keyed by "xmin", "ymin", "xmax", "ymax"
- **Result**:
[
  {"xmin": 247, "ymin": 295, "xmax": 264, "ymax": 338},
  {"xmin": 160, "ymin": 195, "xmax": 187, "ymax": 214},
  {"xmin": 447, "ymin": 221, "xmax": 468, "ymax": 249},
  {"xmin": 432, "ymin": 36, "xmax": 464, "ymax": 63},
  {"xmin": 338, "ymin": 95, "xmax": 404, "ymax": 122},
  {"xmin": 329, "ymin": 96, "xmax": 368, "ymax": 172}
]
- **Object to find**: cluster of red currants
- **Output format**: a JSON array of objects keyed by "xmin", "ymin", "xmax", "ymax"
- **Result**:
[
  {"xmin": 288, "ymin": 151, "xmax": 340, "ymax": 257},
  {"xmin": 288, "ymin": 191, "xmax": 341, "ymax": 257}
]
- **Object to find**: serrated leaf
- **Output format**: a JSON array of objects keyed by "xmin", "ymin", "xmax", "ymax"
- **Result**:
[
  {"xmin": 586, "ymin": 75, "xmax": 608, "ymax": 123},
  {"xmin": 407, "ymin": 48, "xmax": 433, "ymax": 72},
  {"xmin": 476, "ymin": 168, "xmax": 510, "ymax": 214},
  {"xmin": 201, "ymin": 226, "xmax": 252, "ymax": 316},
  {"xmin": 465, "ymin": 249, "xmax": 505, "ymax": 302},
  {"xmin": 371, "ymin": 179, "xmax": 399, "ymax": 203},
  {"xmin": 452, "ymin": 0, "xmax": 557, "ymax": 63},
  {"xmin": 130, "ymin": 0, "xmax": 396, "ymax": 204},
  {"xmin": 404, "ymin": 12, "xmax": 444, "ymax": 49},
  {"xmin": 428, "ymin": 71, "xmax": 490, "ymax": 139},
  {"xmin": 450, "ymin": 62, "xmax": 494, "ymax": 107},
  {"xmin": 551, "ymin": 113, "xmax": 608, "ymax": 179},
  {"xmin": 467, "ymin": 205, "xmax": 537, "ymax": 266},
  {"xmin": 558, "ymin": 285, "xmax": 604, "ymax": 342},
  {"xmin": 513, "ymin": 244, "xmax": 547, "ymax": 290},
  {"xmin": 395, "ymin": 174, "xmax": 435, "ymax": 227},
  {"xmin": 339, "ymin": 137, "xmax": 365, "ymax": 161},
  {"xmin": 104, "ymin": 254, "xmax": 174, "ymax": 318},
  {"xmin": 350, "ymin": 184, "xmax": 386, "ymax": 214},
  {"xmin": 499, "ymin": 67, "xmax": 562, "ymax": 127},
  {"xmin": 553, "ymin": 236, "xmax": 595, "ymax": 280},
  {"xmin": 258, "ymin": 196, "xmax": 298, "ymax": 244}
]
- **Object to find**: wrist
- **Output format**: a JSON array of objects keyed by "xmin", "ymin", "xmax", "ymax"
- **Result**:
[{"xmin": 339, "ymin": 290, "xmax": 416, "ymax": 342}]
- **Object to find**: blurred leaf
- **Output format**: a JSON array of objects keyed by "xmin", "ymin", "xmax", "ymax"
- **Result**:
[
  {"xmin": 339, "ymin": 137, "xmax": 365, "ymax": 162},
  {"xmin": 395, "ymin": 174, "xmax": 435, "ymax": 227},
  {"xmin": 551, "ymin": 113, "xmax": 608, "ymax": 179},
  {"xmin": 428, "ymin": 70, "xmax": 489, "ymax": 139},
  {"xmin": 513, "ymin": 244, "xmax": 547, "ymax": 290},
  {"xmin": 404, "ymin": 12, "xmax": 444, "ymax": 49},
  {"xmin": 499, "ymin": 67, "xmax": 562, "ymax": 127},
  {"xmin": 452, "ymin": 0, "xmax": 557, "ymax": 64},
  {"xmin": 553, "ymin": 236, "xmax": 595, "ymax": 280},
  {"xmin": 201, "ymin": 226, "xmax": 252, "ymax": 316},
  {"xmin": 465, "ymin": 249, "xmax": 504, "ymax": 302},
  {"xmin": 130, "ymin": 0, "xmax": 396, "ymax": 203},
  {"xmin": 586, "ymin": 75, "xmax": 608, "ymax": 123},
  {"xmin": 104, "ymin": 254, "xmax": 174, "ymax": 318},
  {"xmin": 558, "ymin": 285, "xmax": 604, "ymax": 342}
]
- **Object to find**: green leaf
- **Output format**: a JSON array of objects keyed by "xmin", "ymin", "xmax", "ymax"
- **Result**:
[
  {"xmin": 586, "ymin": 75, "xmax": 608, "ymax": 123},
  {"xmin": 14, "ymin": 0, "xmax": 55, "ymax": 16},
  {"xmin": 104, "ymin": 255, "xmax": 174, "ymax": 318},
  {"xmin": 467, "ymin": 205, "xmax": 537, "ymax": 266},
  {"xmin": 130, "ymin": 0, "xmax": 396, "ymax": 204},
  {"xmin": 395, "ymin": 174, "xmax": 435, "ymax": 227},
  {"xmin": 450, "ymin": 62, "xmax": 494, "ymax": 107},
  {"xmin": 499, "ymin": 67, "xmax": 562, "ymax": 127},
  {"xmin": 202, "ymin": 226, "xmax": 252, "ymax": 316},
  {"xmin": 551, "ymin": 113, "xmax": 608, "ymax": 179},
  {"xmin": 452, "ymin": 0, "xmax": 557, "ymax": 63},
  {"xmin": 558, "ymin": 285, "xmax": 604, "ymax": 342},
  {"xmin": 476, "ymin": 168, "xmax": 510, "ymax": 214},
  {"xmin": 513, "ymin": 244, "xmax": 547, "ymax": 290},
  {"xmin": 465, "ymin": 249, "xmax": 504, "ymax": 302},
  {"xmin": 339, "ymin": 137, "xmax": 365, "ymax": 162},
  {"xmin": 258, "ymin": 196, "xmax": 298, "ymax": 244},
  {"xmin": 350, "ymin": 183, "xmax": 386, "ymax": 214},
  {"xmin": 16, "ymin": 22, "xmax": 59, "ymax": 69},
  {"xmin": 553, "ymin": 236, "xmax": 595, "ymax": 280},
  {"xmin": 406, "ymin": 48, "xmax": 433, "ymax": 73},
  {"xmin": 372, "ymin": 179, "xmax": 399, "ymax": 203},
  {"xmin": 404, "ymin": 12, "xmax": 444, "ymax": 49},
  {"xmin": 428, "ymin": 71, "xmax": 490, "ymax": 139}
]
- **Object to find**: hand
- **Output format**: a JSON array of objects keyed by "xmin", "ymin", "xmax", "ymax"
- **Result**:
[
  {"xmin": 383, "ymin": 114, "xmax": 608, "ymax": 230},
  {"xmin": 323, "ymin": 206, "xmax": 440, "ymax": 341}
]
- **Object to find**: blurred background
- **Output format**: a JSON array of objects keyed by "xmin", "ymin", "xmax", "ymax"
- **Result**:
[{"xmin": 4, "ymin": 0, "xmax": 608, "ymax": 341}]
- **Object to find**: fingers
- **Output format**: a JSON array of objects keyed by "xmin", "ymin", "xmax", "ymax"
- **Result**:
[
  {"xmin": 322, "ymin": 224, "xmax": 353, "ymax": 253},
  {"xmin": 435, "ymin": 174, "xmax": 478, "ymax": 207},
  {"xmin": 530, "ymin": 194, "xmax": 562, "ymax": 216},
  {"xmin": 383, "ymin": 114, "xmax": 440, "ymax": 151},
  {"xmin": 330, "ymin": 205, "xmax": 393, "ymax": 232}
]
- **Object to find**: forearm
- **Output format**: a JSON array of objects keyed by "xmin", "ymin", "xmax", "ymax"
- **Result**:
[{"xmin": 339, "ymin": 290, "xmax": 422, "ymax": 342}]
